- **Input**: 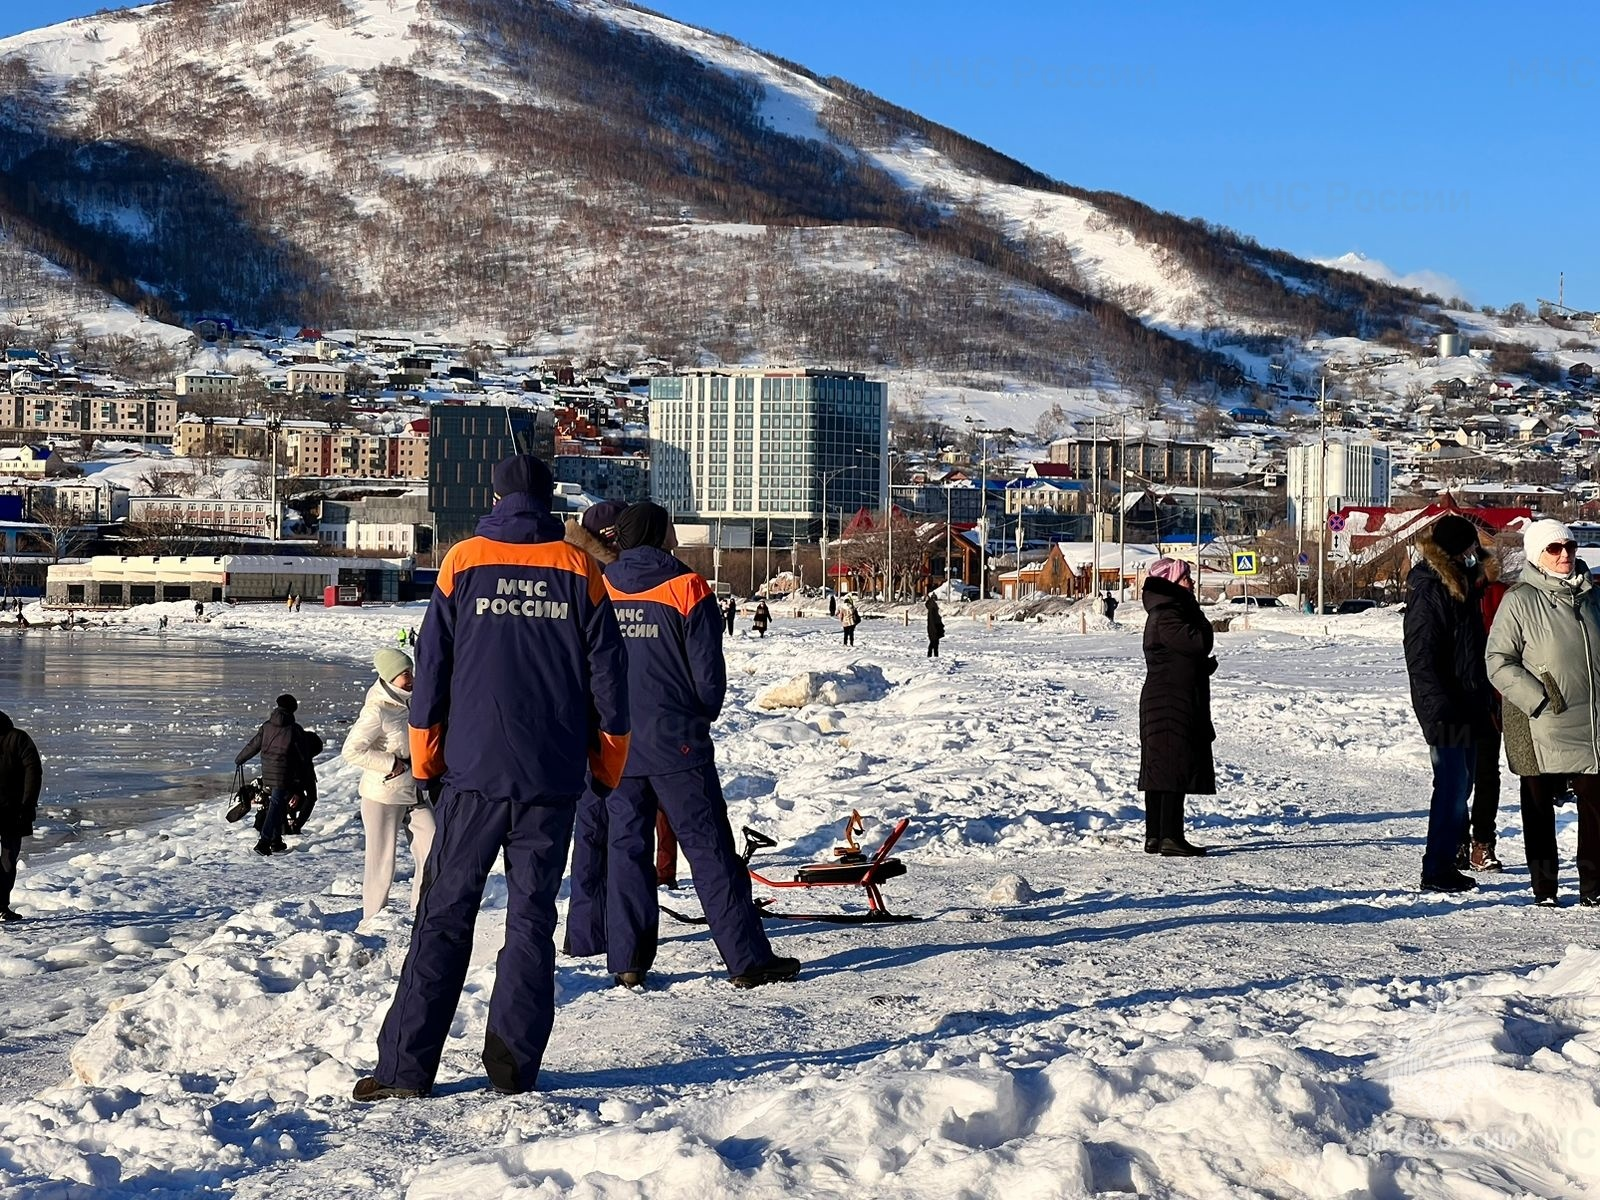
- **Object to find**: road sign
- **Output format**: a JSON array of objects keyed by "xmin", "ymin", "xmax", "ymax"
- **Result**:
[
  {"xmin": 1298, "ymin": 552, "xmax": 1309, "ymax": 565},
  {"xmin": 1296, "ymin": 564, "xmax": 1310, "ymax": 580},
  {"xmin": 1232, "ymin": 551, "xmax": 1259, "ymax": 576},
  {"xmin": 1328, "ymin": 514, "xmax": 1346, "ymax": 532}
]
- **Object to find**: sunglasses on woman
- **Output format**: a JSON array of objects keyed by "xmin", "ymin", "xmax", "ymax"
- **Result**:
[{"xmin": 1546, "ymin": 541, "xmax": 1578, "ymax": 555}]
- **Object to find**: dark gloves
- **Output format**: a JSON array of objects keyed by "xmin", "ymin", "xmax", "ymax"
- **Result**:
[{"xmin": 416, "ymin": 779, "xmax": 442, "ymax": 806}]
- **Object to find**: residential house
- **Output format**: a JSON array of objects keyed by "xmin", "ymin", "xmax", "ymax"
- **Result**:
[
  {"xmin": 285, "ymin": 366, "xmax": 349, "ymax": 395},
  {"xmin": 174, "ymin": 369, "xmax": 239, "ymax": 398}
]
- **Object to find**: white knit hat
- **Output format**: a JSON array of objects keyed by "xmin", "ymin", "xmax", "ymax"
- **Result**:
[{"xmin": 1523, "ymin": 517, "xmax": 1575, "ymax": 564}]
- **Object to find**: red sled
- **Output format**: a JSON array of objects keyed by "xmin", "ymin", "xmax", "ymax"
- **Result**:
[{"xmin": 663, "ymin": 810, "xmax": 914, "ymax": 926}]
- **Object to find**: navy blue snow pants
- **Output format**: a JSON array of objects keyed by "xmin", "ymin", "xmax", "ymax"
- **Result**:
[
  {"xmin": 566, "ymin": 783, "xmax": 658, "ymax": 973},
  {"xmin": 564, "ymin": 763, "xmax": 773, "ymax": 978},
  {"xmin": 374, "ymin": 787, "xmax": 577, "ymax": 1095}
]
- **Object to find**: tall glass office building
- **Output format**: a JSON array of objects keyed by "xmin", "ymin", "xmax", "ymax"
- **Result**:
[
  {"xmin": 648, "ymin": 369, "xmax": 888, "ymax": 538},
  {"xmin": 428, "ymin": 403, "xmax": 555, "ymax": 545}
]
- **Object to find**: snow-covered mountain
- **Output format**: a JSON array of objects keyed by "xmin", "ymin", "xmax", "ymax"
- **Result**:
[{"xmin": 0, "ymin": 0, "xmax": 1440, "ymax": 393}]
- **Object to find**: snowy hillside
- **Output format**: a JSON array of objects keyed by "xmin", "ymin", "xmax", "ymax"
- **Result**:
[{"xmin": 0, "ymin": 0, "xmax": 1437, "ymax": 401}]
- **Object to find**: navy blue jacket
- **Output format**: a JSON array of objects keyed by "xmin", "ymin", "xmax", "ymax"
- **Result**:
[
  {"xmin": 410, "ymin": 494, "xmax": 631, "ymax": 801},
  {"xmin": 603, "ymin": 546, "xmax": 726, "ymax": 777}
]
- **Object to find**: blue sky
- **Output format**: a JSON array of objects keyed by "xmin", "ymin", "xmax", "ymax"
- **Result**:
[{"xmin": 6, "ymin": 0, "xmax": 1597, "ymax": 308}]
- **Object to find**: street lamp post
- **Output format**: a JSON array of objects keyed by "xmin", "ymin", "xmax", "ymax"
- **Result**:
[
  {"xmin": 965, "ymin": 418, "xmax": 995, "ymax": 598},
  {"xmin": 818, "ymin": 463, "xmax": 861, "ymax": 598},
  {"xmin": 883, "ymin": 446, "xmax": 900, "ymax": 603}
]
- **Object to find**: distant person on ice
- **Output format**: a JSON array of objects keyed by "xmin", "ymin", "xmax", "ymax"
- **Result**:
[
  {"xmin": 565, "ymin": 502, "xmax": 799, "ymax": 990},
  {"xmin": 722, "ymin": 595, "xmax": 737, "ymax": 636},
  {"xmin": 839, "ymin": 596, "xmax": 860, "ymax": 646},
  {"xmin": 343, "ymin": 647, "xmax": 435, "ymax": 922},
  {"xmin": 1486, "ymin": 518, "xmax": 1600, "ymax": 907},
  {"xmin": 752, "ymin": 599, "xmax": 770, "ymax": 637},
  {"xmin": 926, "ymin": 593, "xmax": 944, "ymax": 657},
  {"xmin": 1402, "ymin": 513, "xmax": 1493, "ymax": 894},
  {"xmin": 235, "ymin": 694, "xmax": 312, "ymax": 857},
  {"xmin": 353, "ymin": 453, "xmax": 630, "ymax": 1103},
  {"xmin": 0, "ymin": 710, "xmax": 42, "ymax": 922},
  {"xmin": 1137, "ymin": 558, "xmax": 1215, "ymax": 857}
]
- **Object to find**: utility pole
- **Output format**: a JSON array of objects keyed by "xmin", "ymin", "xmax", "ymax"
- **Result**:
[
  {"xmin": 1317, "ymin": 375, "xmax": 1328, "ymax": 616},
  {"xmin": 1317, "ymin": 375, "xmax": 1329, "ymax": 615},
  {"xmin": 885, "ymin": 449, "xmax": 894, "ymax": 604},
  {"xmin": 819, "ymin": 464, "xmax": 859, "ymax": 599},
  {"xmin": 268, "ymin": 415, "xmax": 281, "ymax": 538},
  {"xmin": 944, "ymin": 484, "xmax": 952, "ymax": 591},
  {"xmin": 1117, "ymin": 412, "xmax": 1127, "ymax": 600},
  {"xmin": 819, "ymin": 474, "xmax": 829, "ymax": 595},
  {"xmin": 965, "ymin": 417, "xmax": 993, "ymax": 598},
  {"xmin": 1295, "ymin": 450, "xmax": 1306, "ymax": 613},
  {"xmin": 1091, "ymin": 418, "xmax": 1101, "ymax": 597}
]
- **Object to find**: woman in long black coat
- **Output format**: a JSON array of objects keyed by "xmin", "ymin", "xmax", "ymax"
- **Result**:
[
  {"xmin": 1138, "ymin": 559, "xmax": 1217, "ymax": 856},
  {"xmin": 926, "ymin": 595, "xmax": 945, "ymax": 657}
]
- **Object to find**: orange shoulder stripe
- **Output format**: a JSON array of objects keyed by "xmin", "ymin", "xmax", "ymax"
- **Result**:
[
  {"xmin": 606, "ymin": 571, "xmax": 710, "ymax": 617},
  {"xmin": 439, "ymin": 537, "xmax": 596, "ymax": 599}
]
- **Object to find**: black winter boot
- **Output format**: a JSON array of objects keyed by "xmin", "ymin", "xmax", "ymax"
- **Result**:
[
  {"xmin": 1528, "ymin": 859, "xmax": 1560, "ymax": 904},
  {"xmin": 1160, "ymin": 793, "xmax": 1207, "ymax": 855}
]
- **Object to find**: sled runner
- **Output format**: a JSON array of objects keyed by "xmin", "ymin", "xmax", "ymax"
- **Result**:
[{"xmin": 662, "ymin": 810, "xmax": 914, "ymax": 926}]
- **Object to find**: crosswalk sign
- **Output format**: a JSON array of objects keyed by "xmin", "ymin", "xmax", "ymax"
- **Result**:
[{"xmin": 1232, "ymin": 551, "xmax": 1259, "ymax": 575}]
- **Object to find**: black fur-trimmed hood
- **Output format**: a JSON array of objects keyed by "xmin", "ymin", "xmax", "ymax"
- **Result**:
[{"xmin": 1416, "ymin": 522, "xmax": 1482, "ymax": 603}]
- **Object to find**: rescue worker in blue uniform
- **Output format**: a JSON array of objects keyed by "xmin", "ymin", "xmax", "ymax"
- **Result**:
[
  {"xmin": 353, "ymin": 454, "xmax": 631, "ymax": 1102},
  {"xmin": 565, "ymin": 502, "xmax": 800, "ymax": 990}
]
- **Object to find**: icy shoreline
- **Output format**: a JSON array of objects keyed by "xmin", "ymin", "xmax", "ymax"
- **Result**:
[{"xmin": 2, "ymin": 602, "xmax": 1598, "ymax": 1198}]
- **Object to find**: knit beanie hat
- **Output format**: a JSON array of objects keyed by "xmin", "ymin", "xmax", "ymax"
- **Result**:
[
  {"xmin": 490, "ymin": 453, "xmax": 555, "ymax": 501},
  {"xmin": 1430, "ymin": 514, "xmax": 1479, "ymax": 557},
  {"xmin": 373, "ymin": 647, "xmax": 413, "ymax": 684},
  {"xmin": 615, "ymin": 502, "xmax": 672, "ymax": 551},
  {"xmin": 276, "ymin": 693, "xmax": 298, "ymax": 714},
  {"xmin": 1523, "ymin": 517, "xmax": 1575, "ymax": 565},
  {"xmin": 1147, "ymin": 557, "xmax": 1191, "ymax": 585}
]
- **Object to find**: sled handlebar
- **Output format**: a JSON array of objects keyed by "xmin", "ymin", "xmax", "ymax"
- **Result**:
[{"xmin": 740, "ymin": 826, "xmax": 779, "ymax": 864}]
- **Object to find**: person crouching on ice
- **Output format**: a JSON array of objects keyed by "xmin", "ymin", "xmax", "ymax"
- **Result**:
[{"xmin": 565, "ymin": 502, "xmax": 800, "ymax": 990}]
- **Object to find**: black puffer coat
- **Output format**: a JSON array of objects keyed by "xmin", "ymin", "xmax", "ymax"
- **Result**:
[
  {"xmin": 1137, "ymin": 577, "xmax": 1217, "ymax": 794},
  {"xmin": 1402, "ymin": 525, "xmax": 1492, "ymax": 748},
  {"xmin": 0, "ymin": 712, "xmax": 43, "ymax": 837},
  {"xmin": 235, "ymin": 706, "xmax": 309, "ymax": 791},
  {"xmin": 926, "ymin": 599, "xmax": 944, "ymax": 641}
]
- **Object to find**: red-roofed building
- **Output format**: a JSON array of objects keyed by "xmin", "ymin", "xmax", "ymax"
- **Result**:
[
  {"xmin": 1026, "ymin": 462, "xmax": 1076, "ymax": 479},
  {"xmin": 1335, "ymin": 497, "xmax": 1531, "ymax": 567}
]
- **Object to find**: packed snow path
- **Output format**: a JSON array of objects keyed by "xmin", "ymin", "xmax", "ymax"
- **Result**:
[{"xmin": 2, "ymin": 602, "xmax": 1598, "ymax": 1198}]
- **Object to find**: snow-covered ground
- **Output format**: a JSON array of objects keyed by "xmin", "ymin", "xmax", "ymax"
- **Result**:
[{"xmin": 2, "ymin": 600, "xmax": 1599, "ymax": 1198}]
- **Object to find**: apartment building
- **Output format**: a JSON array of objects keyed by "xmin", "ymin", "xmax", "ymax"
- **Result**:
[
  {"xmin": 0, "ymin": 392, "xmax": 178, "ymax": 444},
  {"xmin": 174, "ymin": 370, "xmax": 239, "ymax": 398},
  {"xmin": 126, "ymin": 496, "xmax": 280, "ymax": 538},
  {"xmin": 289, "ymin": 428, "xmax": 430, "ymax": 479},
  {"xmin": 285, "ymin": 366, "xmax": 349, "ymax": 395}
]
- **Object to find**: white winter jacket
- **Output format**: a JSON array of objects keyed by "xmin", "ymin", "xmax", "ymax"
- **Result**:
[{"xmin": 342, "ymin": 679, "xmax": 418, "ymax": 805}]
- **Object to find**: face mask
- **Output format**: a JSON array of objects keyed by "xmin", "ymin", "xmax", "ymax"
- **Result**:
[{"xmin": 1460, "ymin": 552, "xmax": 1479, "ymax": 569}]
